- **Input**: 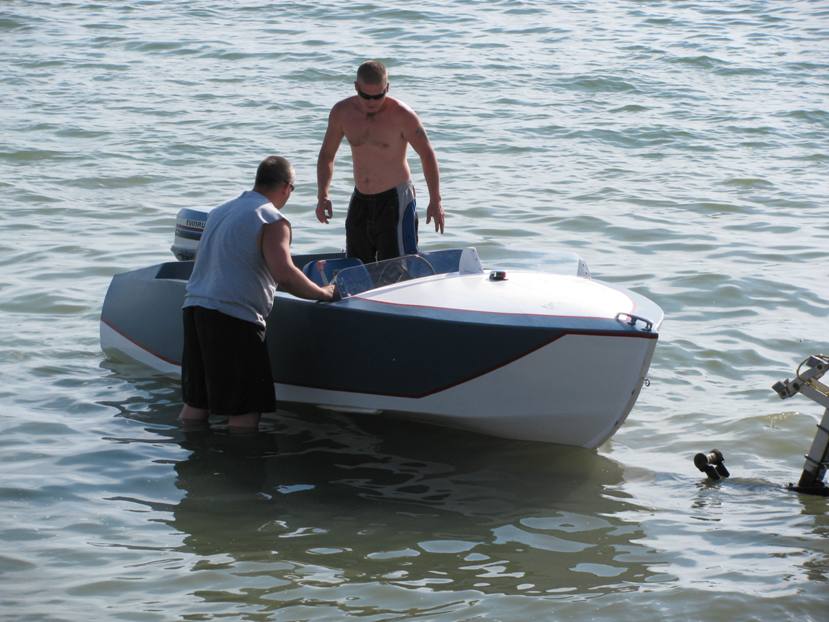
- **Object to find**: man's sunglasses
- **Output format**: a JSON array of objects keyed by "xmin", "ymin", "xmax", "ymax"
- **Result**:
[{"xmin": 357, "ymin": 85, "xmax": 388, "ymax": 100}]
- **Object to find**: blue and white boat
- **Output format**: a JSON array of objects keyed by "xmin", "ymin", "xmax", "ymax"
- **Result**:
[{"xmin": 100, "ymin": 209, "xmax": 663, "ymax": 448}]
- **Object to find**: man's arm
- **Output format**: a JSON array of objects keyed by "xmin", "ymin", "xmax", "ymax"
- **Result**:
[
  {"xmin": 262, "ymin": 220, "xmax": 335, "ymax": 301},
  {"xmin": 316, "ymin": 106, "xmax": 345, "ymax": 224},
  {"xmin": 404, "ymin": 112, "xmax": 444, "ymax": 234}
]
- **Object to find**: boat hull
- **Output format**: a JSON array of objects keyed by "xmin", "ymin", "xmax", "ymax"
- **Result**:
[{"xmin": 101, "ymin": 258, "xmax": 660, "ymax": 448}]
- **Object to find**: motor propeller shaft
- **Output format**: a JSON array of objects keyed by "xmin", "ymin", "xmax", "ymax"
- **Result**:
[{"xmin": 694, "ymin": 449, "xmax": 730, "ymax": 481}]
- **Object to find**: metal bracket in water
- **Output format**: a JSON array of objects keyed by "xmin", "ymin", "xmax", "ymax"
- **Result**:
[{"xmin": 772, "ymin": 354, "xmax": 829, "ymax": 497}]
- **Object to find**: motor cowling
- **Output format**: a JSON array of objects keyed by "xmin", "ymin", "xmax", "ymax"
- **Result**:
[{"xmin": 171, "ymin": 208, "xmax": 208, "ymax": 260}]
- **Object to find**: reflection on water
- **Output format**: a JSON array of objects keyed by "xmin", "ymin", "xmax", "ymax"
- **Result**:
[
  {"xmin": 5, "ymin": 0, "xmax": 829, "ymax": 617},
  {"xmin": 83, "ymin": 364, "xmax": 829, "ymax": 618},
  {"xmin": 107, "ymin": 383, "xmax": 665, "ymax": 601}
]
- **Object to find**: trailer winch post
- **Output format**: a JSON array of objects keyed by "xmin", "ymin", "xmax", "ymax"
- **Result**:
[{"xmin": 772, "ymin": 355, "xmax": 829, "ymax": 496}]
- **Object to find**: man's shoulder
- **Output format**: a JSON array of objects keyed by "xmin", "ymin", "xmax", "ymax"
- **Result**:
[
  {"xmin": 386, "ymin": 97, "xmax": 419, "ymax": 123},
  {"xmin": 332, "ymin": 96, "xmax": 359, "ymax": 114},
  {"xmin": 211, "ymin": 192, "xmax": 244, "ymax": 214},
  {"xmin": 212, "ymin": 191, "xmax": 280, "ymax": 218},
  {"xmin": 221, "ymin": 190, "xmax": 264, "ymax": 209},
  {"xmin": 388, "ymin": 96, "xmax": 415, "ymax": 113}
]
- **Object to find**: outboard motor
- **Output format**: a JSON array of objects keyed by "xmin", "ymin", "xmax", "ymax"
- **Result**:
[{"xmin": 171, "ymin": 208, "xmax": 208, "ymax": 260}]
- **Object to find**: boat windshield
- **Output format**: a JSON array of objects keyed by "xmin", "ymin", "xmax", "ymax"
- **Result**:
[{"xmin": 333, "ymin": 254, "xmax": 437, "ymax": 298}]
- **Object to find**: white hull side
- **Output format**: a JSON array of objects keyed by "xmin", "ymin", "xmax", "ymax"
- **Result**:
[{"xmin": 277, "ymin": 334, "xmax": 656, "ymax": 448}]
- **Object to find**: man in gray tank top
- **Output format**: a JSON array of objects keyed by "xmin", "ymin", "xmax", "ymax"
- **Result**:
[{"xmin": 179, "ymin": 156, "xmax": 335, "ymax": 430}]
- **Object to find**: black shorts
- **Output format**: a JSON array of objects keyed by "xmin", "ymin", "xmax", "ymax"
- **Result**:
[
  {"xmin": 345, "ymin": 181, "xmax": 418, "ymax": 264},
  {"xmin": 181, "ymin": 306, "xmax": 276, "ymax": 415}
]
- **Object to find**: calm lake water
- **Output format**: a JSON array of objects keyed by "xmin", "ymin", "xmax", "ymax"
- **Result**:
[{"xmin": 2, "ymin": 1, "xmax": 828, "ymax": 620}]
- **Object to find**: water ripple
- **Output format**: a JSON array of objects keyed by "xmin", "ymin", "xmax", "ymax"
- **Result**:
[{"xmin": 1, "ymin": 1, "xmax": 828, "ymax": 620}]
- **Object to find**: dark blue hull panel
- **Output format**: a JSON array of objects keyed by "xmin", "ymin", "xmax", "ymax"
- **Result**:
[{"xmin": 266, "ymin": 297, "xmax": 569, "ymax": 398}]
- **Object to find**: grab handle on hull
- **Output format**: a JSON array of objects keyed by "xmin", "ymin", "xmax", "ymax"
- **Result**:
[{"xmin": 615, "ymin": 312, "xmax": 653, "ymax": 333}]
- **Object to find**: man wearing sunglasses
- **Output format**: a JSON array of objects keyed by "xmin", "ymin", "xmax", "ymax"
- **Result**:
[
  {"xmin": 180, "ymin": 156, "xmax": 336, "ymax": 431},
  {"xmin": 316, "ymin": 60, "xmax": 444, "ymax": 264}
]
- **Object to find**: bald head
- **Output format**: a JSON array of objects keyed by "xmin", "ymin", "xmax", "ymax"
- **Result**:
[
  {"xmin": 357, "ymin": 60, "xmax": 388, "ymax": 86},
  {"xmin": 254, "ymin": 155, "xmax": 294, "ymax": 191}
]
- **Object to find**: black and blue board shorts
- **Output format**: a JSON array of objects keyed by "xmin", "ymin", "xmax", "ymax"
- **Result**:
[
  {"xmin": 345, "ymin": 179, "xmax": 418, "ymax": 264},
  {"xmin": 181, "ymin": 306, "xmax": 276, "ymax": 415}
]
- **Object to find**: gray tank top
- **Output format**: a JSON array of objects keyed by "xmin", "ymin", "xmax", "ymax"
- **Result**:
[{"xmin": 183, "ymin": 190, "xmax": 287, "ymax": 328}]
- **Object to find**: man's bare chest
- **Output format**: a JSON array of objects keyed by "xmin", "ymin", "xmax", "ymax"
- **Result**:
[{"xmin": 343, "ymin": 115, "xmax": 404, "ymax": 150}]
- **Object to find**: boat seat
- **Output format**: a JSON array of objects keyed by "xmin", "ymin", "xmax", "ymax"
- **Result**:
[
  {"xmin": 302, "ymin": 256, "xmax": 364, "ymax": 286},
  {"xmin": 419, "ymin": 249, "xmax": 463, "ymax": 274}
]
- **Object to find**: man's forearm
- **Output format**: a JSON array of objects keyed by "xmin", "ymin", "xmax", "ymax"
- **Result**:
[
  {"xmin": 421, "ymin": 150, "xmax": 441, "ymax": 201},
  {"xmin": 317, "ymin": 156, "xmax": 334, "ymax": 199},
  {"xmin": 280, "ymin": 265, "xmax": 330, "ymax": 301}
]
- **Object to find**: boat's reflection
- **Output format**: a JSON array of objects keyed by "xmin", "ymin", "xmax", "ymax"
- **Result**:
[
  {"xmin": 166, "ymin": 416, "xmax": 658, "ymax": 594},
  {"xmin": 101, "ymin": 368, "xmax": 663, "ymax": 595}
]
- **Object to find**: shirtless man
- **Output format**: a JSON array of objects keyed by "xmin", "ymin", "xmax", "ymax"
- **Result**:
[{"xmin": 316, "ymin": 60, "xmax": 444, "ymax": 264}]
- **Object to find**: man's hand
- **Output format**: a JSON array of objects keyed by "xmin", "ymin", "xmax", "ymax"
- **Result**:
[
  {"xmin": 320, "ymin": 283, "xmax": 336, "ymax": 301},
  {"xmin": 426, "ymin": 200, "xmax": 445, "ymax": 234},
  {"xmin": 316, "ymin": 197, "xmax": 333, "ymax": 224}
]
